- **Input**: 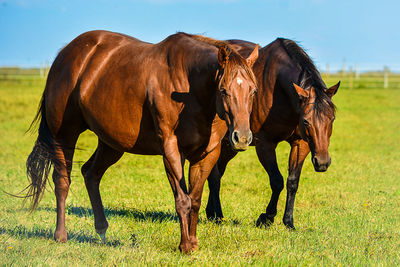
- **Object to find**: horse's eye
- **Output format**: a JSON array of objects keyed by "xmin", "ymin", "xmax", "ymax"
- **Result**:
[
  {"xmin": 220, "ymin": 88, "xmax": 228, "ymax": 97},
  {"xmin": 251, "ymin": 88, "xmax": 258, "ymax": 95},
  {"xmin": 303, "ymin": 119, "xmax": 310, "ymax": 127}
]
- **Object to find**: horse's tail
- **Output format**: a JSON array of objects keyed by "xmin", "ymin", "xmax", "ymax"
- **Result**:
[{"xmin": 25, "ymin": 94, "xmax": 57, "ymax": 211}]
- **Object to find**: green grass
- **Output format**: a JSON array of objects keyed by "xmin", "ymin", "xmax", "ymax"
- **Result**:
[{"xmin": 0, "ymin": 76, "xmax": 399, "ymax": 265}]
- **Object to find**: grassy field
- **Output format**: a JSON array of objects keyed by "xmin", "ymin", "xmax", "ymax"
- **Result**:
[{"xmin": 0, "ymin": 75, "xmax": 399, "ymax": 265}]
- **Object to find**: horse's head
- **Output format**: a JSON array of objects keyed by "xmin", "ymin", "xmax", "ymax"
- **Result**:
[
  {"xmin": 215, "ymin": 44, "xmax": 259, "ymax": 151},
  {"xmin": 293, "ymin": 82, "xmax": 340, "ymax": 172}
]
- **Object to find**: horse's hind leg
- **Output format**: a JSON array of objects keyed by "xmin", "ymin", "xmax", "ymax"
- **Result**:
[
  {"xmin": 206, "ymin": 138, "xmax": 237, "ymax": 222},
  {"xmin": 205, "ymin": 166, "xmax": 223, "ymax": 220},
  {"xmin": 255, "ymin": 140, "xmax": 284, "ymax": 227},
  {"xmin": 81, "ymin": 139, "xmax": 123, "ymax": 243},
  {"xmin": 53, "ymin": 135, "xmax": 80, "ymax": 242}
]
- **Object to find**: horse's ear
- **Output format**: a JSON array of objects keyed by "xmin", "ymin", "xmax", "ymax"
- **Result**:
[
  {"xmin": 246, "ymin": 44, "xmax": 259, "ymax": 67},
  {"xmin": 293, "ymin": 83, "xmax": 309, "ymax": 100},
  {"xmin": 326, "ymin": 81, "xmax": 340, "ymax": 98},
  {"xmin": 218, "ymin": 45, "xmax": 231, "ymax": 68}
]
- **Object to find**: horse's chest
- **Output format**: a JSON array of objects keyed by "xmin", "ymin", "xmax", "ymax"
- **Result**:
[
  {"xmin": 175, "ymin": 116, "xmax": 211, "ymax": 154},
  {"xmin": 177, "ymin": 115, "xmax": 227, "ymax": 160}
]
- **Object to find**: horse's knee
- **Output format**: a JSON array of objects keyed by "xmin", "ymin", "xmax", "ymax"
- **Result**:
[
  {"xmin": 82, "ymin": 168, "xmax": 102, "ymax": 189},
  {"xmin": 81, "ymin": 162, "xmax": 91, "ymax": 178},
  {"xmin": 81, "ymin": 152, "xmax": 97, "ymax": 178},
  {"xmin": 175, "ymin": 195, "xmax": 191, "ymax": 215},
  {"xmin": 287, "ymin": 175, "xmax": 299, "ymax": 193}
]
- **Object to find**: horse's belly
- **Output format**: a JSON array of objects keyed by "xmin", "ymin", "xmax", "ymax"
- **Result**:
[
  {"xmin": 80, "ymin": 88, "xmax": 162, "ymax": 155},
  {"xmin": 87, "ymin": 113, "xmax": 162, "ymax": 155},
  {"xmin": 127, "ymin": 115, "xmax": 163, "ymax": 155}
]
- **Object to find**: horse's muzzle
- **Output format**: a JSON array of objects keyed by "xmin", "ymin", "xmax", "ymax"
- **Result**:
[
  {"xmin": 312, "ymin": 155, "xmax": 331, "ymax": 172},
  {"xmin": 231, "ymin": 130, "xmax": 252, "ymax": 151}
]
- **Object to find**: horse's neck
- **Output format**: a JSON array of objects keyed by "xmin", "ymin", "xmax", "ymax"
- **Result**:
[
  {"xmin": 251, "ymin": 56, "xmax": 302, "ymax": 140},
  {"xmin": 270, "ymin": 79, "xmax": 300, "ymax": 122},
  {"xmin": 185, "ymin": 54, "xmax": 219, "ymax": 112},
  {"xmin": 258, "ymin": 57, "xmax": 302, "ymax": 120},
  {"xmin": 280, "ymin": 75, "xmax": 302, "ymax": 118}
]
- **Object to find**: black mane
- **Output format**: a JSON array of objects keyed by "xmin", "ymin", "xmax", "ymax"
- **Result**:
[{"xmin": 277, "ymin": 38, "xmax": 336, "ymax": 117}]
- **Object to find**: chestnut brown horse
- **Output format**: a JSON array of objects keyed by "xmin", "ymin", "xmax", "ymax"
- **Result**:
[
  {"xmin": 25, "ymin": 30, "xmax": 259, "ymax": 253},
  {"xmin": 206, "ymin": 38, "xmax": 340, "ymax": 229}
]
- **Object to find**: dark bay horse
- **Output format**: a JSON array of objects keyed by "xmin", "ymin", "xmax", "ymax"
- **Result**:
[
  {"xmin": 206, "ymin": 38, "xmax": 340, "ymax": 229},
  {"xmin": 25, "ymin": 30, "xmax": 259, "ymax": 253}
]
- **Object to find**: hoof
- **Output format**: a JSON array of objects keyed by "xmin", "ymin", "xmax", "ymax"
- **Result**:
[
  {"xmin": 96, "ymin": 227, "xmax": 107, "ymax": 243},
  {"xmin": 206, "ymin": 214, "xmax": 216, "ymax": 221},
  {"xmin": 179, "ymin": 242, "xmax": 192, "ymax": 254},
  {"xmin": 206, "ymin": 209, "xmax": 216, "ymax": 221},
  {"xmin": 215, "ymin": 217, "xmax": 224, "ymax": 224},
  {"xmin": 256, "ymin": 213, "xmax": 274, "ymax": 228},
  {"xmin": 190, "ymin": 244, "xmax": 198, "ymax": 252},
  {"xmin": 190, "ymin": 237, "xmax": 198, "ymax": 251},
  {"xmin": 284, "ymin": 221, "xmax": 296, "ymax": 231},
  {"xmin": 98, "ymin": 233, "xmax": 106, "ymax": 243},
  {"xmin": 54, "ymin": 229, "xmax": 68, "ymax": 243},
  {"xmin": 210, "ymin": 217, "xmax": 224, "ymax": 224},
  {"xmin": 206, "ymin": 211, "xmax": 224, "ymax": 224}
]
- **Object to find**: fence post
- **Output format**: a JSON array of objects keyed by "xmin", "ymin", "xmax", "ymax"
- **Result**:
[
  {"xmin": 349, "ymin": 66, "xmax": 353, "ymax": 90},
  {"xmin": 341, "ymin": 59, "xmax": 347, "ymax": 77},
  {"xmin": 384, "ymin": 66, "xmax": 389, "ymax": 89},
  {"xmin": 355, "ymin": 64, "xmax": 360, "ymax": 80}
]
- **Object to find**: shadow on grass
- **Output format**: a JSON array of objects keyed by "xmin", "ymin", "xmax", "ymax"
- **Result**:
[
  {"xmin": 0, "ymin": 225, "xmax": 122, "ymax": 247},
  {"xmin": 37, "ymin": 206, "xmax": 244, "ymax": 225},
  {"xmin": 38, "ymin": 206, "xmax": 180, "ymax": 223},
  {"xmin": 66, "ymin": 207, "xmax": 242, "ymax": 225}
]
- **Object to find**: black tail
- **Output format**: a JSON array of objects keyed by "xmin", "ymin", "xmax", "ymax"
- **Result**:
[{"xmin": 25, "ymin": 95, "xmax": 57, "ymax": 211}]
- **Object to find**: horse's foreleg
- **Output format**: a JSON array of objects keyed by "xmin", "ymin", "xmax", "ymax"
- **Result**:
[
  {"xmin": 189, "ymin": 144, "xmax": 221, "ymax": 250},
  {"xmin": 82, "ymin": 140, "xmax": 123, "ymax": 243},
  {"xmin": 283, "ymin": 139, "xmax": 309, "ymax": 230},
  {"xmin": 162, "ymin": 137, "xmax": 191, "ymax": 253},
  {"xmin": 255, "ymin": 140, "xmax": 283, "ymax": 227},
  {"xmin": 206, "ymin": 139, "xmax": 237, "ymax": 222}
]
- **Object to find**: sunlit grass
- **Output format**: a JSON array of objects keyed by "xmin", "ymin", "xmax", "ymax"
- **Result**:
[{"xmin": 0, "ymin": 77, "xmax": 399, "ymax": 265}]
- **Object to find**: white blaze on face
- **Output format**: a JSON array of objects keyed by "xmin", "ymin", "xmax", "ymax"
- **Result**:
[{"xmin": 237, "ymin": 77, "xmax": 243, "ymax": 85}]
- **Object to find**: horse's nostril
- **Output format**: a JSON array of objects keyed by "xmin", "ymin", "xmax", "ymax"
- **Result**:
[
  {"xmin": 312, "ymin": 157, "xmax": 319, "ymax": 167},
  {"xmin": 232, "ymin": 131, "xmax": 240, "ymax": 144}
]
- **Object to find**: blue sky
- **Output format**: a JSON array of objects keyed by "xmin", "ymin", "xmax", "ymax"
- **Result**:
[{"xmin": 1, "ymin": 0, "xmax": 399, "ymax": 71}]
